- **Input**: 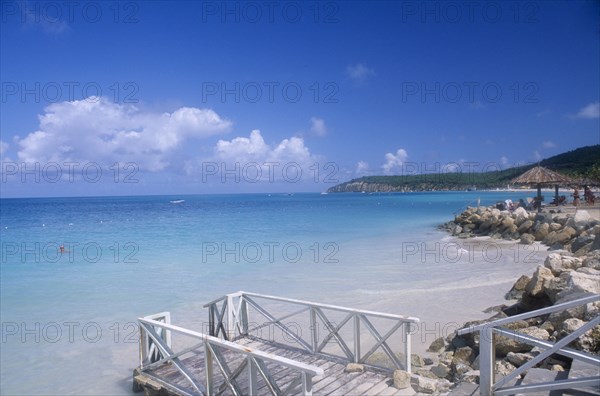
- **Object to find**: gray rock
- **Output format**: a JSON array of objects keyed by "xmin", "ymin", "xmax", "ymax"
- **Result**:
[
  {"xmin": 583, "ymin": 250, "xmax": 600, "ymax": 269},
  {"xmin": 428, "ymin": 337, "xmax": 445, "ymax": 353},
  {"xmin": 506, "ymin": 352, "xmax": 534, "ymax": 367},
  {"xmin": 561, "ymin": 318, "xmax": 586, "ymax": 334},
  {"xmin": 344, "ymin": 363, "xmax": 365, "ymax": 373},
  {"xmin": 460, "ymin": 370, "xmax": 480, "ymax": 384},
  {"xmin": 566, "ymin": 210, "xmax": 591, "ymax": 228},
  {"xmin": 545, "ymin": 276, "xmax": 567, "ymax": 303},
  {"xmin": 410, "ymin": 375, "xmax": 438, "ymax": 394},
  {"xmin": 544, "ymin": 227, "xmax": 576, "ymax": 246},
  {"xmin": 393, "ymin": 369, "xmax": 411, "ymax": 389},
  {"xmin": 416, "ymin": 368, "xmax": 438, "ymax": 379},
  {"xmin": 505, "ymin": 274, "xmax": 531, "ymax": 300},
  {"xmin": 547, "ymin": 292, "xmax": 594, "ymax": 327},
  {"xmin": 544, "ymin": 253, "xmax": 566, "ymax": 276},
  {"xmin": 495, "ymin": 326, "xmax": 550, "ymax": 356},
  {"xmin": 520, "ymin": 233, "xmax": 535, "ymax": 245},
  {"xmin": 557, "ymin": 269, "xmax": 600, "ymax": 297},
  {"xmin": 411, "ymin": 354, "xmax": 425, "ymax": 368},
  {"xmin": 549, "ymin": 222, "xmax": 563, "ymax": 232},
  {"xmin": 431, "ymin": 363, "xmax": 450, "ymax": 379},
  {"xmin": 525, "ymin": 265, "xmax": 554, "ymax": 297},
  {"xmin": 534, "ymin": 223, "xmax": 550, "ymax": 241},
  {"xmin": 572, "ymin": 235, "xmax": 595, "ymax": 253},
  {"xmin": 452, "ymin": 346, "xmax": 474, "ymax": 364},
  {"xmin": 495, "ymin": 360, "xmax": 517, "ymax": 377},
  {"xmin": 517, "ymin": 220, "xmax": 533, "ymax": 234}
]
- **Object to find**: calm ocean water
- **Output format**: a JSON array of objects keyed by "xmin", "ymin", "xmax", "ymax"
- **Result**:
[{"xmin": 0, "ymin": 192, "xmax": 547, "ymax": 395}]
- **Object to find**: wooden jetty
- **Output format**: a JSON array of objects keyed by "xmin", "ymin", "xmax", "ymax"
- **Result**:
[{"xmin": 133, "ymin": 291, "xmax": 420, "ymax": 395}]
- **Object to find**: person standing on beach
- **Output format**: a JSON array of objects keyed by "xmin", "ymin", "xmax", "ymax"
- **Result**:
[{"xmin": 573, "ymin": 188, "xmax": 580, "ymax": 207}]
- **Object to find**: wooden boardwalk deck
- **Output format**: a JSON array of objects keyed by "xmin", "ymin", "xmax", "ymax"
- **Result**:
[
  {"xmin": 134, "ymin": 292, "xmax": 421, "ymax": 396},
  {"xmin": 134, "ymin": 337, "xmax": 408, "ymax": 396}
]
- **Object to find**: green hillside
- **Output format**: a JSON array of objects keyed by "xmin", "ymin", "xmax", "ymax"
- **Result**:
[{"xmin": 327, "ymin": 145, "xmax": 600, "ymax": 193}]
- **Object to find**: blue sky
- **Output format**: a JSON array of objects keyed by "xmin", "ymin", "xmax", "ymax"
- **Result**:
[{"xmin": 0, "ymin": 0, "xmax": 599, "ymax": 197}]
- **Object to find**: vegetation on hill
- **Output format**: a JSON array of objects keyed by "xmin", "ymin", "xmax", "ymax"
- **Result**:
[{"xmin": 327, "ymin": 145, "xmax": 600, "ymax": 193}]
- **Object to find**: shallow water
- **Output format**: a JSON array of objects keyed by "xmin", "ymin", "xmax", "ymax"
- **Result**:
[{"xmin": 0, "ymin": 191, "xmax": 547, "ymax": 395}]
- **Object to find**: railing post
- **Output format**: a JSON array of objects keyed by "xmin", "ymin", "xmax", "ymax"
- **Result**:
[
  {"xmin": 204, "ymin": 343, "xmax": 214, "ymax": 396},
  {"xmin": 404, "ymin": 322, "xmax": 412, "ymax": 373},
  {"xmin": 226, "ymin": 294, "xmax": 235, "ymax": 340},
  {"xmin": 163, "ymin": 313, "xmax": 172, "ymax": 349},
  {"xmin": 241, "ymin": 297, "xmax": 249, "ymax": 336},
  {"xmin": 208, "ymin": 304, "xmax": 215, "ymax": 336},
  {"xmin": 354, "ymin": 314, "xmax": 360, "ymax": 363},
  {"xmin": 247, "ymin": 356, "xmax": 257, "ymax": 395},
  {"xmin": 302, "ymin": 372, "xmax": 313, "ymax": 396},
  {"xmin": 139, "ymin": 324, "xmax": 148, "ymax": 368},
  {"xmin": 479, "ymin": 326, "xmax": 495, "ymax": 396},
  {"xmin": 310, "ymin": 306, "xmax": 318, "ymax": 354}
]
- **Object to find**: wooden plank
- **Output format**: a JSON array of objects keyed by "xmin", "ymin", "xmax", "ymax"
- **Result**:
[
  {"xmin": 355, "ymin": 377, "xmax": 392, "ymax": 395},
  {"xmin": 322, "ymin": 371, "xmax": 386, "ymax": 395}
]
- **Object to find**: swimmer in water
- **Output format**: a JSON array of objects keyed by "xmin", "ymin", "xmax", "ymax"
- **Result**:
[{"xmin": 59, "ymin": 245, "xmax": 65, "ymax": 254}]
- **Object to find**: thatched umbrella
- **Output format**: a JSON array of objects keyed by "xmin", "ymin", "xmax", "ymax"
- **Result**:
[{"xmin": 512, "ymin": 166, "xmax": 573, "ymax": 211}]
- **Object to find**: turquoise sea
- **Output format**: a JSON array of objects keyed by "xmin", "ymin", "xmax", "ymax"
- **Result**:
[{"xmin": 0, "ymin": 192, "xmax": 549, "ymax": 395}]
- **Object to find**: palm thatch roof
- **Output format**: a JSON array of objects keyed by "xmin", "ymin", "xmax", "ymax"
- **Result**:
[
  {"xmin": 512, "ymin": 166, "xmax": 573, "ymax": 185},
  {"xmin": 574, "ymin": 177, "xmax": 600, "ymax": 187}
]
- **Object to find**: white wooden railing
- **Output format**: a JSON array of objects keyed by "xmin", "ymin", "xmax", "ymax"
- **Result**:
[
  {"xmin": 138, "ymin": 312, "xmax": 323, "ymax": 395},
  {"xmin": 204, "ymin": 291, "xmax": 420, "ymax": 373},
  {"xmin": 457, "ymin": 294, "xmax": 600, "ymax": 395}
]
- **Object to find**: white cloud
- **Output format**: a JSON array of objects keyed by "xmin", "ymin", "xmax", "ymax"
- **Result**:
[
  {"xmin": 500, "ymin": 156, "xmax": 509, "ymax": 166},
  {"xmin": 542, "ymin": 141, "xmax": 556, "ymax": 149},
  {"xmin": 0, "ymin": 140, "xmax": 8, "ymax": 155},
  {"xmin": 382, "ymin": 148, "xmax": 408, "ymax": 175},
  {"xmin": 533, "ymin": 150, "xmax": 542, "ymax": 161},
  {"xmin": 346, "ymin": 63, "xmax": 375, "ymax": 82},
  {"xmin": 190, "ymin": 129, "xmax": 319, "ymax": 182},
  {"xmin": 309, "ymin": 117, "xmax": 327, "ymax": 136},
  {"xmin": 355, "ymin": 161, "xmax": 370, "ymax": 177},
  {"xmin": 573, "ymin": 102, "xmax": 599, "ymax": 119},
  {"xmin": 16, "ymin": 97, "xmax": 232, "ymax": 171}
]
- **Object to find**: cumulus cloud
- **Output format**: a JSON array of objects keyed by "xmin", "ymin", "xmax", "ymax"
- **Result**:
[
  {"xmin": 215, "ymin": 130, "xmax": 313, "ymax": 164},
  {"xmin": 184, "ymin": 129, "xmax": 320, "ymax": 183},
  {"xmin": 573, "ymin": 102, "xmax": 599, "ymax": 119},
  {"xmin": 0, "ymin": 140, "xmax": 8, "ymax": 155},
  {"xmin": 16, "ymin": 97, "xmax": 232, "ymax": 171},
  {"xmin": 533, "ymin": 150, "xmax": 542, "ymax": 161},
  {"xmin": 310, "ymin": 117, "xmax": 327, "ymax": 136},
  {"xmin": 500, "ymin": 156, "xmax": 509, "ymax": 166},
  {"xmin": 382, "ymin": 148, "xmax": 408, "ymax": 175},
  {"xmin": 346, "ymin": 63, "xmax": 375, "ymax": 82},
  {"xmin": 542, "ymin": 141, "xmax": 556, "ymax": 149}
]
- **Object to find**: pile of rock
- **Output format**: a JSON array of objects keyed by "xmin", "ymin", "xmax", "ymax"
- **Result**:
[
  {"xmin": 441, "ymin": 206, "xmax": 600, "ymax": 254},
  {"xmin": 393, "ymin": 250, "xmax": 599, "ymax": 394}
]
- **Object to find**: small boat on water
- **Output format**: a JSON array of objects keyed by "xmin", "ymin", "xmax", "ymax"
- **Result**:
[{"xmin": 170, "ymin": 200, "xmax": 185, "ymax": 204}]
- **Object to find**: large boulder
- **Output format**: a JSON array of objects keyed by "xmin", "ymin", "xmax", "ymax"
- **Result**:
[
  {"xmin": 566, "ymin": 210, "xmax": 591, "ymax": 229},
  {"xmin": 583, "ymin": 250, "xmax": 600, "ymax": 269},
  {"xmin": 544, "ymin": 253, "xmax": 565, "ymax": 276},
  {"xmin": 543, "ymin": 227, "xmax": 576, "ymax": 246},
  {"xmin": 411, "ymin": 375, "xmax": 438, "ymax": 394},
  {"xmin": 495, "ymin": 326, "xmax": 550, "ymax": 356},
  {"xmin": 525, "ymin": 266, "xmax": 554, "ymax": 297},
  {"xmin": 393, "ymin": 370, "xmax": 411, "ymax": 389},
  {"xmin": 534, "ymin": 223, "xmax": 550, "ymax": 241},
  {"xmin": 518, "ymin": 220, "xmax": 534, "ymax": 234},
  {"xmin": 520, "ymin": 233, "xmax": 535, "ymax": 245},
  {"xmin": 547, "ymin": 292, "xmax": 595, "ymax": 327},
  {"xmin": 557, "ymin": 268, "xmax": 600, "ymax": 298},
  {"xmin": 505, "ymin": 275, "xmax": 531, "ymax": 300}
]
